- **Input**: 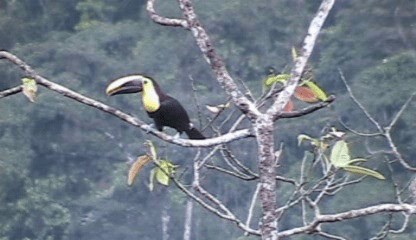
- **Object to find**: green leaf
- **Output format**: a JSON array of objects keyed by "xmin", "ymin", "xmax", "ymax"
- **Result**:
[
  {"xmin": 342, "ymin": 165, "xmax": 385, "ymax": 180},
  {"xmin": 330, "ymin": 140, "xmax": 350, "ymax": 167},
  {"xmin": 155, "ymin": 160, "xmax": 177, "ymax": 186},
  {"xmin": 21, "ymin": 77, "xmax": 38, "ymax": 102},
  {"xmin": 346, "ymin": 158, "xmax": 367, "ymax": 165},
  {"xmin": 303, "ymin": 81, "xmax": 328, "ymax": 101},
  {"xmin": 155, "ymin": 168, "xmax": 169, "ymax": 186},
  {"xmin": 264, "ymin": 74, "xmax": 291, "ymax": 87}
]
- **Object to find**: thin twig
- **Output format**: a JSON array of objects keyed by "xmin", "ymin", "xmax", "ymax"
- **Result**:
[
  {"xmin": 205, "ymin": 164, "xmax": 255, "ymax": 180},
  {"xmin": 338, "ymin": 68, "xmax": 383, "ymax": 132},
  {"xmin": 387, "ymin": 91, "xmax": 415, "ymax": 129},
  {"xmin": 338, "ymin": 118, "xmax": 382, "ymax": 137},
  {"xmin": 244, "ymin": 183, "xmax": 261, "ymax": 236},
  {"xmin": 277, "ymin": 95, "xmax": 335, "ymax": 120},
  {"xmin": 384, "ymin": 132, "xmax": 416, "ymax": 171},
  {"xmin": 0, "ymin": 85, "xmax": 23, "ymax": 99}
]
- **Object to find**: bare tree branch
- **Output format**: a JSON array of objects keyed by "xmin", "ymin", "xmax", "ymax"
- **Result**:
[
  {"xmin": 0, "ymin": 85, "xmax": 22, "ymax": 98},
  {"xmin": 317, "ymin": 231, "xmax": 347, "ymax": 240},
  {"xmin": 278, "ymin": 204, "xmax": 416, "ymax": 238},
  {"xmin": 205, "ymin": 164, "xmax": 255, "ymax": 180},
  {"xmin": 384, "ymin": 132, "xmax": 416, "ymax": 171},
  {"xmin": 245, "ymin": 183, "xmax": 261, "ymax": 234},
  {"xmin": 383, "ymin": 92, "xmax": 416, "ymax": 171},
  {"xmin": 338, "ymin": 118, "xmax": 382, "ymax": 137},
  {"xmin": 147, "ymin": 0, "xmax": 188, "ymax": 28},
  {"xmin": 340, "ymin": 67, "xmax": 416, "ymax": 171},
  {"xmin": 387, "ymin": 91, "xmax": 416, "ymax": 129},
  {"xmin": 339, "ymin": 68, "xmax": 383, "ymax": 133},
  {"xmin": 268, "ymin": 0, "xmax": 336, "ymax": 119},
  {"xmin": 0, "ymin": 50, "xmax": 253, "ymax": 147},
  {"xmin": 174, "ymin": 0, "xmax": 261, "ymax": 120},
  {"xmin": 277, "ymin": 95, "xmax": 335, "ymax": 120},
  {"xmin": 389, "ymin": 213, "xmax": 411, "ymax": 234}
]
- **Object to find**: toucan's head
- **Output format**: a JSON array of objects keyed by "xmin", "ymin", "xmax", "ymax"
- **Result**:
[{"xmin": 106, "ymin": 74, "xmax": 156, "ymax": 96}]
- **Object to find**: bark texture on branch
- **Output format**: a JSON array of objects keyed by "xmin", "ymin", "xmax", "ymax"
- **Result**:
[
  {"xmin": 177, "ymin": 0, "xmax": 260, "ymax": 120},
  {"xmin": 255, "ymin": 115, "xmax": 278, "ymax": 240}
]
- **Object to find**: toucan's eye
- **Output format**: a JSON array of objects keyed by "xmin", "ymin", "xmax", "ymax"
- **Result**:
[{"xmin": 143, "ymin": 80, "xmax": 148, "ymax": 84}]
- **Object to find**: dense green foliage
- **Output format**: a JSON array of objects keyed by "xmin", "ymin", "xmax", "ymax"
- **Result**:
[{"xmin": 1, "ymin": 0, "xmax": 415, "ymax": 239}]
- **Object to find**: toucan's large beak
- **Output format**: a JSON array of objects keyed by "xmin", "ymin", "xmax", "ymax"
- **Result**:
[{"xmin": 106, "ymin": 75, "xmax": 144, "ymax": 96}]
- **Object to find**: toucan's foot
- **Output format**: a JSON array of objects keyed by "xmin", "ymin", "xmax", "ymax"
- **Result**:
[{"xmin": 145, "ymin": 123, "xmax": 155, "ymax": 133}]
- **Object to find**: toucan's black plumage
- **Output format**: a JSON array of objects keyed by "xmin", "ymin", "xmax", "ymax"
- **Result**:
[{"xmin": 106, "ymin": 74, "xmax": 205, "ymax": 140}]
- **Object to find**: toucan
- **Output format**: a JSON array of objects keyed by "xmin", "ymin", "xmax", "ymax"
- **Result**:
[{"xmin": 106, "ymin": 74, "xmax": 205, "ymax": 140}]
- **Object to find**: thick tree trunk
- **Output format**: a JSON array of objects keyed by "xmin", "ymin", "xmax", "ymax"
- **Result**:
[{"xmin": 255, "ymin": 115, "xmax": 278, "ymax": 240}]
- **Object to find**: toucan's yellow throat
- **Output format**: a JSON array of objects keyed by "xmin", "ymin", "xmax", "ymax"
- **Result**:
[{"xmin": 141, "ymin": 78, "xmax": 160, "ymax": 112}]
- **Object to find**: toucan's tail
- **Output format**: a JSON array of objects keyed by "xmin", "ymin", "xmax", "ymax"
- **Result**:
[{"xmin": 185, "ymin": 127, "xmax": 205, "ymax": 140}]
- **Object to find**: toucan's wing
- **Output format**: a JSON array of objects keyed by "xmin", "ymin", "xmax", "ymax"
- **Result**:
[{"xmin": 155, "ymin": 96, "xmax": 192, "ymax": 132}]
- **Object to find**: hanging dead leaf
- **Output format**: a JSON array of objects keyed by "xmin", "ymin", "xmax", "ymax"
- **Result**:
[
  {"xmin": 283, "ymin": 99, "xmax": 294, "ymax": 112},
  {"xmin": 294, "ymin": 86, "xmax": 319, "ymax": 103},
  {"xmin": 127, "ymin": 155, "xmax": 152, "ymax": 186}
]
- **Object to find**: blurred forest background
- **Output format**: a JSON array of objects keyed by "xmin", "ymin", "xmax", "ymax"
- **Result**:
[{"xmin": 0, "ymin": 0, "xmax": 415, "ymax": 239}]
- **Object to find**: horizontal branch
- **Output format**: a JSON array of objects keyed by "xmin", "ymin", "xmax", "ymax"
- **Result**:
[
  {"xmin": 277, "ymin": 95, "xmax": 335, "ymax": 120},
  {"xmin": 0, "ymin": 50, "xmax": 252, "ymax": 147},
  {"xmin": 278, "ymin": 203, "xmax": 416, "ymax": 238}
]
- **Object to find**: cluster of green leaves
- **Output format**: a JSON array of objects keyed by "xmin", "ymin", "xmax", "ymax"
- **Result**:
[{"xmin": 299, "ymin": 129, "xmax": 385, "ymax": 179}]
